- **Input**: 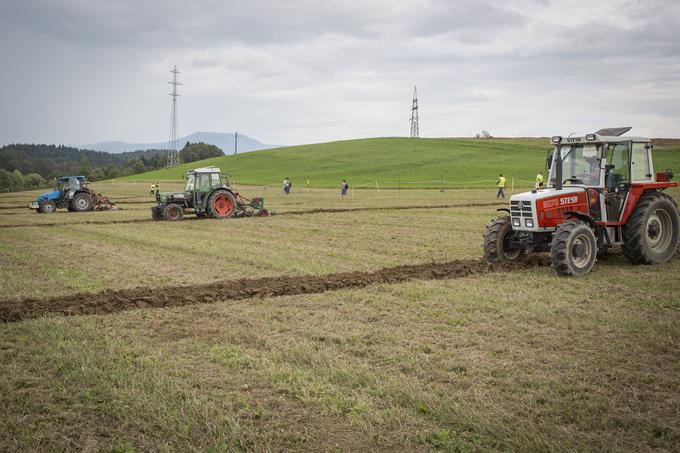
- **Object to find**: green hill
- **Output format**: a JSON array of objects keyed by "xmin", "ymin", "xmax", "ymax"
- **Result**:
[{"xmin": 117, "ymin": 137, "xmax": 680, "ymax": 189}]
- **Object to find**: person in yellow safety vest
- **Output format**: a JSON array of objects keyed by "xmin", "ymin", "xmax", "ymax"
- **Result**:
[
  {"xmin": 536, "ymin": 171, "xmax": 544, "ymax": 189},
  {"xmin": 154, "ymin": 182, "xmax": 160, "ymax": 195},
  {"xmin": 496, "ymin": 174, "xmax": 507, "ymax": 199},
  {"xmin": 149, "ymin": 183, "xmax": 156, "ymax": 197}
]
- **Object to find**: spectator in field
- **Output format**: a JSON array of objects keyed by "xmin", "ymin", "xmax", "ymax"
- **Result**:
[
  {"xmin": 283, "ymin": 177, "xmax": 291, "ymax": 194},
  {"xmin": 496, "ymin": 174, "xmax": 506, "ymax": 199},
  {"xmin": 306, "ymin": 178, "xmax": 311, "ymax": 192},
  {"xmin": 536, "ymin": 172, "xmax": 544, "ymax": 189},
  {"xmin": 149, "ymin": 183, "xmax": 156, "ymax": 197},
  {"xmin": 341, "ymin": 179, "xmax": 349, "ymax": 198}
]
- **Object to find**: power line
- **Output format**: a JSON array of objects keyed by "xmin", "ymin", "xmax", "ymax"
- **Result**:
[{"xmin": 166, "ymin": 65, "xmax": 182, "ymax": 167}]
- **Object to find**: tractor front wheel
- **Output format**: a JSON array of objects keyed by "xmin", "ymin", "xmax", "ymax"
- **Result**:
[
  {"xmin": 163, "ymin": 203, "xmax": 184, "ymax": 221},
  {"xmin": 622, "ymin": 192, "xmax": 679, "ymax": 264},
  {"xmin": 39, "ymin": 200, "xmax": 57, "ymax": 214},
  {"xmin": 550, "ymin": 220, "xmax": 598, "ymax": 276},
  {"xmin": 483, "ymin": 216, "xmax": 526, "ymax": 262},
  {"xmin": 207, "ymin": 190, "xmax": 236, "ymax": 219},
  {"xmin": 71, "ymin": 192, "xmax": 93, "ymax": 212}
]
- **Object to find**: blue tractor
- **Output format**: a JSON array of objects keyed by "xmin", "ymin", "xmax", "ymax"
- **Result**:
[{"xmin": 29, "ymin": 176, "xmax": 98, "ymax": 213}]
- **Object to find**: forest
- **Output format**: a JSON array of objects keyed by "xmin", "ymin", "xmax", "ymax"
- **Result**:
[{"xmin": 0, "ymin": 142, "xmax": 223, "ymax": 191}]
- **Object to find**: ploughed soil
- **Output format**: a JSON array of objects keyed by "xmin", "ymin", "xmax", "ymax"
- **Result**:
[
  {"xmin": 0, "ymin": 202, "xmax": 503, "ymax": 228},
  {"xmin": 0, "ymin": 257, "xmax": 550, "ymax": 322}
]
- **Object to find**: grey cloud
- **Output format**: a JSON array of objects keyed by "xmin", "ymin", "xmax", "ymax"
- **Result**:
[{"xmin": 1, "ymin": 0, "xmax": 679, "ymax": 146}]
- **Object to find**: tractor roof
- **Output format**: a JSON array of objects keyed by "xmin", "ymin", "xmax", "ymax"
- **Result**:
[
  {"xmin": 188, "ymin": 166, "xmax": 221, "ymax": 174},
  {"xmin": 58, "ymin": 176, "xmax": 87, "ymax": 182},
  {"xmin": 552, "ymin": 127, "xmax": 649, "ymax": 146}
]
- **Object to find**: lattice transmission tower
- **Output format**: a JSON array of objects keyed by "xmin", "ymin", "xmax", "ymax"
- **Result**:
[
  {"xmin": 409, "ymin": 85, "xmax": 419, "ymax": 138},
  {"xmin": 166, "ymin": 66, "xmax": 182, "ymax": 167}
]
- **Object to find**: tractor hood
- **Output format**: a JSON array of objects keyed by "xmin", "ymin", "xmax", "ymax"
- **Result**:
[
  {"xmin": 509, "ymin": 186, "xmax": 588, "ymax": 232},
  {"xmin": 37, "ymin": 190, "xmax": 62, "ymax": 202}
]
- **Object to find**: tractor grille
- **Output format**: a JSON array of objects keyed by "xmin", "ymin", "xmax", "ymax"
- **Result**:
[{"xmin": 510, "ymin": 200, "xmax": 533, "ymax": 217}]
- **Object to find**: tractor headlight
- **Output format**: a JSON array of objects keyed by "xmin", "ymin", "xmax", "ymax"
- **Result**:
[
  {"xmin": 525, "ymin": 219, "xmax": 534, "ymax": 228},
  {"xmin": 551, "ymin": 136, "xmax": 562, "ymax": 144},
  {"xmin": 512, "ymin": 218, "xmax": 521, "ymax": 227},
  {"xmin": 586, "ymin": 134, "xmax": 596, "ymax": 141}
]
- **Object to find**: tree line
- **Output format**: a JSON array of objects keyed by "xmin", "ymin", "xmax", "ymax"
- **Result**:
[{"xmin": 0, "ymin": 142, "xmax": 224, "ymax": 192}]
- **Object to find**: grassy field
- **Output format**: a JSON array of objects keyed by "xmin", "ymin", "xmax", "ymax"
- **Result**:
[
  {"xmin": 113, "ymin": 137, "xmax": 680, "ymax": 189},
  {"xmin": 1, "ymin": 182, "xmax": 680, "ymax": 451}
]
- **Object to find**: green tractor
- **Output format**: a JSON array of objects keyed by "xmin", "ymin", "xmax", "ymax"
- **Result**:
[{"xmin": 151, "ymin": 167, "xmax": 269, "ymax": 221}]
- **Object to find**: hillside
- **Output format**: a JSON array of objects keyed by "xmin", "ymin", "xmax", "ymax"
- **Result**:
[
  {"xmin": 117, "ymin": 137, "xmax": 680, "ymax": 189},
  {"xmin": 83, "ymin": 131, "xmax": 280, "ymax": 154}
]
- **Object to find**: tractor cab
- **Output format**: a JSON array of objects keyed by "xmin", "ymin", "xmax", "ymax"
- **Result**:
[
  {"xmin": 183, "ymin": 167, "xmax": 229, "ymax": 208},
  {"xmin": 542, "ymin": 128, "xmax": 659, "ymax": 224},
  {"xmin": 484, "ymin": 127, "xmax": 678, "ymax": 276}
]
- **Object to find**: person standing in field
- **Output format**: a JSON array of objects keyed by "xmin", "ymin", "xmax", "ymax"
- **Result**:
[
  {"xmin": 496, "ymin": 174, "xmax": 506, "ymax": 199},
  {"xmin": 536, "ymin": 171, "xmax": 544, "ymax": 189},
  {"xmin": 341, "ymin": 179, "xmax": 349, "ymax": 198},
  {"xmin": 155, "ymin": 182, "xmax": 160, "ymax": 195},
  {"xmin": 306, "ymin": 177, "xmax": 311, "ymax": 192},
  {"xmin": 149, "ymin": 183, "xmax": 156, "ymax": 197},
  {"xmin": 283, "ymin": 177, "xmax": 291, "ymax": 194}
]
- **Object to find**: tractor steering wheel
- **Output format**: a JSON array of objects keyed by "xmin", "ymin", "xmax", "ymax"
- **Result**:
[{"xmin": 563, "ymin": 177, "xmax": 584, "ymax": 185}]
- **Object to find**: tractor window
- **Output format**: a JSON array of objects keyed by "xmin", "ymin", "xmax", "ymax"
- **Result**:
[
  {"xmin": 210, "ymin": 173, "xmax": 221, "ymax": 187},
  {"xmin": 549, "ymin": 144, "xmax": 603, "ymax": 186},
  {"xmin": 606, "ymin": 143, "xmax": 631, "ymax": 191},
  {"xmin": 631, "ymin": 143, "xmax": 651, "ymax": 182},
  {"xmin": 198, "ymin": 174, "xmax": 211, "ymax": 190},
  {"xmin": 184, "ymin": 174, "xmax": 195, "ymax": 191}
]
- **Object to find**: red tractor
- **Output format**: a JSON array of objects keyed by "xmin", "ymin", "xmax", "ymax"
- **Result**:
[{"xmin": 484, "ymin": 128, "xmax": 679, "ymax": 276}]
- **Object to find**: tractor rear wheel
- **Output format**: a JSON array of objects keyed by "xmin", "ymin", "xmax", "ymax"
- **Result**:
[
  {"xmin": 207, "ymin": 190, "xmax": 236, "ymax": 219},
  {"xmin": 550, "ymin": 220, "xmax": 598, "ymax": 276},
  {"xmin": 39, "ymin": 200, "xmax": 57, "ymax": 214},
  {"xmin": 622, "ymin": 192, "xmax": 679, "ymax": 264},
  {"xmin": 71, "ymin": 192, "xmax": 93, "ymax": 212},
  {"xmin": 162, "ymin": 203, "xmax": 184, "ymax": 221},
  {"xmin": 483, "ymin": 216, "xmax": 525, "ymax": 262}
]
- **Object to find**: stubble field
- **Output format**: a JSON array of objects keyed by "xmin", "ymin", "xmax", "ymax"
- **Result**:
[{"xmin": 1, "ymin": 182, "xmax": 679, "ymax": 452}]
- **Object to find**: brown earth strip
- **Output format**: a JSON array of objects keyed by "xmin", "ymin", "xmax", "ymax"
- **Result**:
[
  {"xmin": 0, "ymin": 202, "xmax": 504, "ymax": 228},
  {"xmin": 0, "ymin": 257, "xmax": 550, "ymax": 322}
]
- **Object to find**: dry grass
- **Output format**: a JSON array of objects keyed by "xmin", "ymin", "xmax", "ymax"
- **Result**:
[{"xmin": 0, "ymin": 184, "xmax": 679, "ymax": 451}]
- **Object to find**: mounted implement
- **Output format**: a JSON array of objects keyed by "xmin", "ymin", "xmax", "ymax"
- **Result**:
[
  {"xmin": 29, "ymin": 176, "xmax": 115, "ymax": 213},
  {"xmin": 151, "ymin": 167, "xmax": 269, "ymax": 221},
  {"xmin": 484, "ymin": 128, "xmax": 679, "ymax": 276}
]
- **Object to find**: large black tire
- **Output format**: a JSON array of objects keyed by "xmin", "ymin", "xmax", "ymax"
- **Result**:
[
  {"xmin": 622, "ymin": 192, "xmax": 679, "ymax": 264},
  {"xmin": 550, "ymin": 220, "xmax": 598, "ymax": 276},
  {"xmin": 206, "ymin": 189, "xmax": 236, "ymax": 219},
  {"xmin": 151, "ymin": 207, "xmax": 162, "ymax": 221},
  {"xmin": 71, "ymin": 192, "xmax": 93, "ymax": 212},
  {"xmin": 162, "ymin": 203, "xmax": 184, "ymax": 221},
  {"xmin": 39, "ymin": 200, "xmax": 57, "ymax": 214},
  {"xmin": 483, "ymin": 216, "xmax": 526, "ymax": 262}
]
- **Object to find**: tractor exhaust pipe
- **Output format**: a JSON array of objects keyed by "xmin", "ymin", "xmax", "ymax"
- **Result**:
[{"xmin": 553, "ymin": 136, "xmax": 563, "ymax": 191}]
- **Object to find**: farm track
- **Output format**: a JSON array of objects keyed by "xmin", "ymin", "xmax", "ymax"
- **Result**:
[
  {"xmin": 0, "ymin": 202, "xmax": 503, "ymax": 228},
  {"xmin": 0, "ymin": 256, "xmax": 550, "ymax": 322}
]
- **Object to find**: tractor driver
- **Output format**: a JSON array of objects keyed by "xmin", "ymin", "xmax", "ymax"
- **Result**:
[{"xmin": 583, "ymin": 154, "xmax": 602, "ymax": 186}]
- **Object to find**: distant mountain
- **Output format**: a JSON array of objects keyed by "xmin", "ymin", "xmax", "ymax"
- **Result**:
[{"xmin": 82, "ymin": 131, "xmax": 280, "ymax": 154}]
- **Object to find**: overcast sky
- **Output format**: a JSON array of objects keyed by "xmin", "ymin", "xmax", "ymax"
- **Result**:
[{"xmin": 1, "ymin": 0, "xmax": 679, "ymax": 147}]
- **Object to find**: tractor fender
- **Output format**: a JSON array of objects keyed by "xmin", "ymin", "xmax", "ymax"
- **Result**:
[
  {"xmin": 207, "ymin": 187, "xmax": 237, "ymax": 204},
  {"xmin": 564, "ymin": 210, "xmax": 598, "ymax": 229},
  {"xmin": 496, "ymin": 208, "xmax": 511, "ymax": 214}
]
